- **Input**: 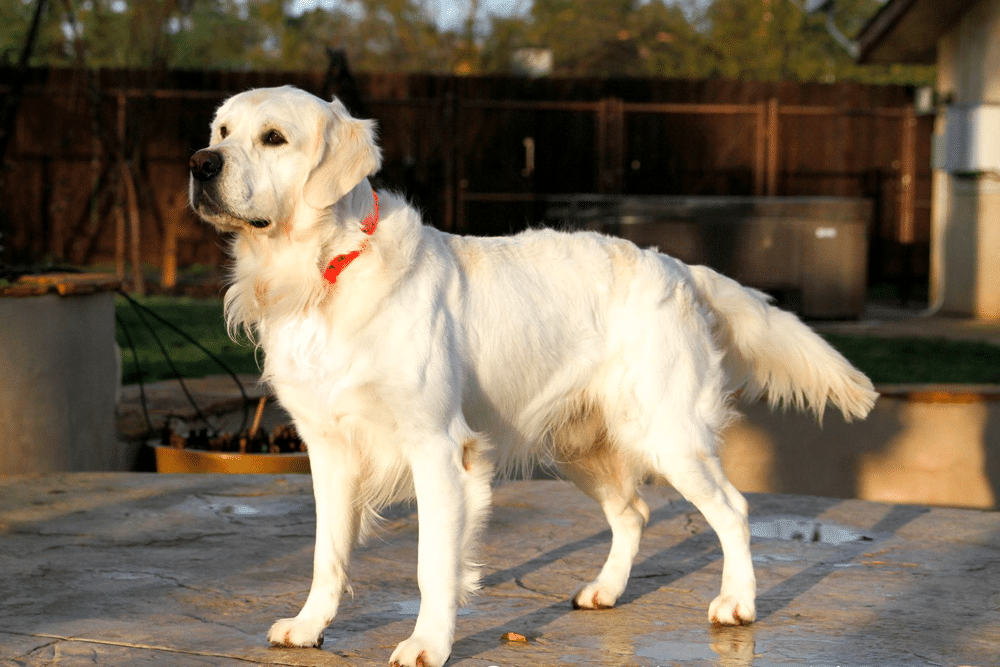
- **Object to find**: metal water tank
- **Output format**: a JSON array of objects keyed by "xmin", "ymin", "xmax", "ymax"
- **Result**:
[{"xmin": 547, "ymin": 195, "xmax": 871, "ymax": 319}]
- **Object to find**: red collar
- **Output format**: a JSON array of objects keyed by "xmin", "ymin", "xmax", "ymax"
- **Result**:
[{"xmin": 322, "ymin": 191, "xmax": 379, "ymax": 284}]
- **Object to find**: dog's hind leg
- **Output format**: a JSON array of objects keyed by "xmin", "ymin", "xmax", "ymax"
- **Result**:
[
  {"xmin": 565, "ymin": 460, "xmax": 649, "ymax": 610},
  {"xmin": 555, "ymin": 409, "xmax": 649, "ymax": 610},
  {"xmin": 651, "ymin": 430, "xmax": 756, "ymax": 626}
]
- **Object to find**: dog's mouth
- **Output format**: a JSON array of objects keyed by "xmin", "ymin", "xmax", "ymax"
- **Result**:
[{"xmin": 192, "ymin": 188, "xmax": 271, "ymax": 230}]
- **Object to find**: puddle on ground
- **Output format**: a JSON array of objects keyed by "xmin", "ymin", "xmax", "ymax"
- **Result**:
[
  {"xmin": 100, "ymin": 570, "xmax": 160, "ymax": 581},
  {"xmin": 210, "ymin": 503, "xmax": 260, "ymax": 516},
  {"xmin": 635, "ymin": 633, "xmax": 883, "ymax": 667},
  {"xmin": 750, "ymin": 516, "xmax": 872, "ymax": 545},
  {"xmin": 632, "ymin": 630, "xmax": 772, "ymax": 667},
  {"xmin": 88, "ymin": 569, "xmax": 169, "ymax": 594},
  {"xmin": 397, "ymin": 599, "xmax": 421, "ymax": 615},
  {"xmin": 199, "ymin": 495, "xmax": 307, "ymax": 518},
  {"xmin": 635, "ymin": 640, "xmax": 719, "ymax": 662}
]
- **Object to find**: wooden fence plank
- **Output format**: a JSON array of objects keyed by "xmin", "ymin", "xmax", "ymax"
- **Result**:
[{"xmin": 0, "ymin": 68, "xmax": 931, "ymax": 289}]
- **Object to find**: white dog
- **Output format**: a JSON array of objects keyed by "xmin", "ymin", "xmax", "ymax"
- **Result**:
[{"xmin": 189, "ymin": 86, "xmax": 876, "ymax": 667}]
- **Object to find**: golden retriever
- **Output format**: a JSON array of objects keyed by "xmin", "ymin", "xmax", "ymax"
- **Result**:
[{"xmin": 189, "ymin": 85, "xmax": 876, "ymax": 667}]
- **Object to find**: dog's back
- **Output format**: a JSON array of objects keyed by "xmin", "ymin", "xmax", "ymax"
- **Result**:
[
  {"xmin": 443, "ymin": 225, "xmax": 875, "ymax": 468},
  {"xmin": 439, "ymin": 220, "xmax": 876, "ymax": 627}
]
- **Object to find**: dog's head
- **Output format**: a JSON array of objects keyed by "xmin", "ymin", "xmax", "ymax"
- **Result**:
[{"xmin": 189, "ymin": 85, "xmax": 382, "ymax": 233}]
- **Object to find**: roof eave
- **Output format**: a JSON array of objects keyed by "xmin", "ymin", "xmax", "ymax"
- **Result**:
[{"xmin": 856, "ymin": 0, "xmax": 978, "ymax": 65}]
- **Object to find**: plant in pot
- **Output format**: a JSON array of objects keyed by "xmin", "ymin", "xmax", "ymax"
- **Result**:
[
  {"xmin": 152, "ymin": 397, "xmax": 310, "ymax": 474},
  {"xmin": 114, "ymin": 293, "xmax": 309, "ymax": 474}
]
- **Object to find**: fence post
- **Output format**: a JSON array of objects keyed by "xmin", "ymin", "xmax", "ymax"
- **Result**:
[
  {"xmin": 120, "ymin": 160, "xmax": 144, "ymax": 295},
  {"xmin": 455, "ymin": 94, "xmax": 466, "ymax": 234},
  {"xmin": 597, "ymin": 98, "xmax": 608, "ymax": 193},
  {"xmin": 754, "ymin": 101, "xmax": 767, "ymax": 196},
  {"xmin": 898, "ymin": 104, "xmax": 916, "ymax": 245},
  {"xmin": 442, "ymin": 91, "xmax": 457, "ymax": 232},
  {"xmin": 598, "ymin": 97, "xmax": 625, "ymax": 194},
  {"xmin": 115, "ymin": 92, "xmax": 126, "ymax": 283},
  {"xmin": 766, "ymin": 97, "xmax": 779, "ymax": 197},
  {"xmin": 161, "ymin": 203, "xmax": 179, "ymax": 290},
  {"xmin": 115, "ymin": 90, "xmax": 144, "ymax": 295},
  {"xmin": 897, "ymin": 103, "xmax": 918, "ymax": 303}
]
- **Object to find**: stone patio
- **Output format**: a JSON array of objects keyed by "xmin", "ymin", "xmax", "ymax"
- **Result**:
[{"xmin": 2, "ymin": 474, "xmax": 998, "ymax": 666}]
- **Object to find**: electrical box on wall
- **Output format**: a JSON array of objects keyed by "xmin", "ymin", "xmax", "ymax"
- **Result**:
[{"xmin": 943, "ymin": 104, "xmax": 1000, "ymax": 175}]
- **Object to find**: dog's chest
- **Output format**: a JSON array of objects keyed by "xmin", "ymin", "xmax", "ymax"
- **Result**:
[
  {"xmin": 260, "ymin": 312, "xmax": 371, "ymax": 393},
  {"xmin": 258, "ymin": 311, "xmax": 420, "ymax": 435}
]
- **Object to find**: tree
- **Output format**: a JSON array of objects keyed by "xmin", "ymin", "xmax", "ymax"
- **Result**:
[
  {"xmin": 700, "ymin": 0, "xmax": 931, "ymax": 84},
  {"xmin": 169, "ymin": 0, "xmax": 273, "ymax": 70},
  {"xmin": 629, "ymin": 0, "xmax": 713, "ymax": 78},
  {"xmin": 0, "ymin": 0, "xmax": 38, "ymax": 67},
  {"xmin": 520, "ymin": 0, "xmax": 649, "ymax": 77},
  {"xmin": 0, "ymin": 0, "xmax": 934, "ymax": 85}
]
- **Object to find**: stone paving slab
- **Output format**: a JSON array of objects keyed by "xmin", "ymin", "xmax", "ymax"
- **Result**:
[
  {"xmin": 1, "ymin": 474, "xmax": 999, "ymax": 667},
  {"xmin": 811, "ymin": 308, "xmax": 1000, "ymax": 346}
]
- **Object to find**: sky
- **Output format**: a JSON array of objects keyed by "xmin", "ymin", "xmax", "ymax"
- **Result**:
[{"xmin": 285, "ymin": 0, "xmax": 533, "ymax": 31}]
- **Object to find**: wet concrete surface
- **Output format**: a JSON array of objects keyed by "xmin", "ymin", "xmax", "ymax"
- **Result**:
[{"xmin": 2, "ymin": 474, "xmax": 999, "ymax": 666}]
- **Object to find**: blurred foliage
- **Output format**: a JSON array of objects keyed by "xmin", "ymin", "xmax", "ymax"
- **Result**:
[{"xmin": 2, "ymin": 0, "xmax": 933, "ymax": 85}]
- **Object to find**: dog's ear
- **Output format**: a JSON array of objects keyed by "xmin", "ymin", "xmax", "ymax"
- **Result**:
[{"xmin": 303, "ymin": 98, "xmax": 382, "ymax": 210}]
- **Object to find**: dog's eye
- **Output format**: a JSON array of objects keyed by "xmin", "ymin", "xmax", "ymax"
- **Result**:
[
  {"xmin": 263, "ymin": 130, "xmax": 286, "ymax": 146},
  {"xmin": 219, "ymin": 125, "xmax": 228, "ymax": 139}
]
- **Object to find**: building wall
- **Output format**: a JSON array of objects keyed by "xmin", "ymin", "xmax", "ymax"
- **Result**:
[
  {"xmin": 940, "ymin": 0, "xmax": 1000, "ymax": 105},
  {"xmin": 932, "ymin": 0, "xmax": 1000, "ymax": 319}
]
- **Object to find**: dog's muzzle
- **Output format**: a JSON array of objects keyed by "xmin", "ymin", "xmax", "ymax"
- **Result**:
[{"xmin": 189, "ymin": 149, "xmax": 270, "ymax": 229}]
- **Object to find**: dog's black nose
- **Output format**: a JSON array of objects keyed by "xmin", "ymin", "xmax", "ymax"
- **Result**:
[{"xmin": 190, "ymin": 149, "xmax": 223, "ymax": 182}]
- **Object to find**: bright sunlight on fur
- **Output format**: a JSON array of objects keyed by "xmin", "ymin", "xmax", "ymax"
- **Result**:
[{"xmin": 189, "ymin": 85, "xmax": 877, "ymax": 667}]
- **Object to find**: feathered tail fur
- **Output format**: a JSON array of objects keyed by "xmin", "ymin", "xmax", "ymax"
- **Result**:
[{"xmin": 689, "ymin": 264, "xmax": 877, "ymax": 421}]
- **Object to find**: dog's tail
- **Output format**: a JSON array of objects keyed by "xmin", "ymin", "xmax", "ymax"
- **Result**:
[{"xmin": 689, "ymin": 264, "xmax": 877, "ymax": 421}]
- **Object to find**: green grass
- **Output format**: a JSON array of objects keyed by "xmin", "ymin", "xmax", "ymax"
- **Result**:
[
  {"xmin": 115, "ymin": 295, "xmax": 259, "ymax": 384},
  {"xmin": 822, "ymin": 334, "xmax": 1000, "ymax": 385},
  {"xmin": 115, "ymin": 296, "xmax": 1000, "ymax": 386}
]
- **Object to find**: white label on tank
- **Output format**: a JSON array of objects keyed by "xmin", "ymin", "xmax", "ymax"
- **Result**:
[{"xmin": 815, "ymin": 227, "xmax": 838, "ymax": 239}]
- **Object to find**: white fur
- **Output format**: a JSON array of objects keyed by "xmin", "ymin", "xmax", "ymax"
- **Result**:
[{"xmin": 190, "ymin": 86, "xmax": 878, "ymax": 667}]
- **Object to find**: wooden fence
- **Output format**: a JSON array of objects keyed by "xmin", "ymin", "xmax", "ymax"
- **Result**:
[{"xmin": 0, "ymin": 68, "xmax": 932, "ymax": 292}]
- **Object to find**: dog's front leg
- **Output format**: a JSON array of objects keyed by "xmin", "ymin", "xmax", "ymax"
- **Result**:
[
  {"xmin": 390, "ymin": 436, "xmax": 465, "ymax": 667},
  {"xmin": 268, "ymin": 441, "xmax": 360, "ymax": 648}
]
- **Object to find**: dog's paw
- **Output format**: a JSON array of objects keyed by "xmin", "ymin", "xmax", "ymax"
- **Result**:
[
  {"xmin": 389, "ymin": 634, "xmax": 450, "ymax": 667},
  {"xmin": 267, "ymin": 616, "xmax": 325, "ymax": 648},
  {"xmin": 708, "ymin": 594, "xmax": 756, "ymax": 626},
  {"xmin": 571, "ymin": 581, "xmax": 621, "ymax": 610}
]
